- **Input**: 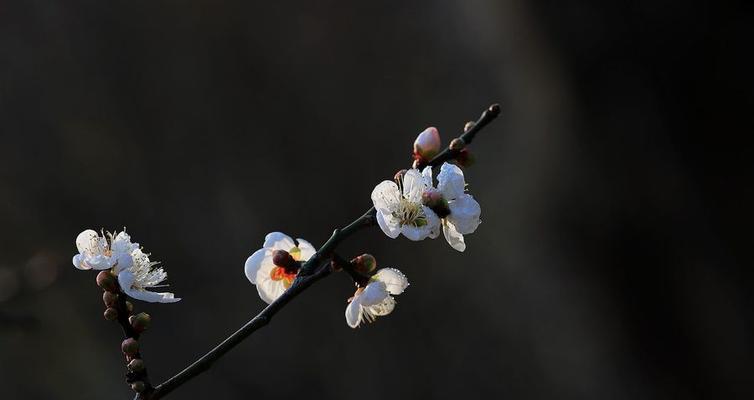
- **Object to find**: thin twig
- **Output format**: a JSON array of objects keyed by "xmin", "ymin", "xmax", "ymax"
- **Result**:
[{"xmin": 134, "ymin": 104, "xmax": 500, "ymax": 400}]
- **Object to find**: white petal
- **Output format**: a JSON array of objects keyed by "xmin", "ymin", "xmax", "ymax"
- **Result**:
[
  {"xmin": 75, "ymin": 229, "xmax": 102, "ymax": 254},
  {"xmin": 421, "ymin": 166, "xmax": 433, "ymax": 187},
  {"xmin": 263, "ymin": 232, "xmax": 296, "ymax": 251},
  {"xmin": 402, "ymin": 169, "xmax": 426, "ymax": 203},
  {"xmin": 244, "ymin": 248, "xmax": 266, "ymax": 284},
  {"xmin": 86, "ymin": 254, "xmax": 115, "ymax": 270},
  {"xmin": 437, "ymin": 162, "xmax": 466, "ymax": 201},
  {"xmin": 365, "ymin": 296, "xmax": 396, "ymax": 317},
  {"xmin": 373, "ymin": 268, "xmax": 409, "ymax": 295},
  {"xmin": 72, "ymin": 254, "xmax": 88, "ymax": 270},
  {"xmin": 113, "ymin": 253, "xmax": 133, "ymax": 274},
  {"xmin": 442, "ymin": 219, "xmax": 466, "ymax": 252},
  {"xmin": 359, "ymin": 281, "xmax": 389, "ymax": 306},
  {"xmin": 117, "ymin": 270, "xmax": 180, "ymax": 303},
  {"xmin": 371, "ymin": 181, "xmax": 401, "ymax": 212},
  {"xmin": 376, "ymin": 210, "xmax": 401, "ymax": 239},
  {"xmin": 345, "ymin": 298, "xmax": 363, "ymax": 328},
  {"xmin": 447, "ymin": 194, "xmax": 481, "ymax": 234},
  {"xmin": 401, "ymin": 224, "xmax": 427, "ymax": 241},
  {"xmin": 111, "ymin": 231, "xmax": 137, "ymax": 255},
  {"xmin": 296, "ymin": 238, "xmax": 316, "ymax": 261},
  {"xmin": 257, "ymin": 279, "xmax": 287, "ymax": 304},
  {"xmin": 423, "ymin": 206, "xmax": 442, "ymax": 239}
]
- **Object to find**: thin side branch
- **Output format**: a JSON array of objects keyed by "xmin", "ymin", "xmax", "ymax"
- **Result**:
[{"xmin": 135, "ymin": 103, "xmax": 500, "ymax": 400}]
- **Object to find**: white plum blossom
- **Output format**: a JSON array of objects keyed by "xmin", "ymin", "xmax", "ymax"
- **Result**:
[
  {"xmin": 72, "ymin": 229, "xmax": 180, "ymax": 303},
  {"xmin": 244, "ymin": 232, "xmax": 316, "ymax": 304},
  {"xmin": 346, "ymin": 268, "xmax": 409, "ymax": 328},
  {"xmin": 371, "ymin": 168, "xmax": 441, "ymax": 241},
  {"xmin": 117, "ymin": 247, "xmax": 180, "ymax": 303},
  {"xmin": 422, "ymin": 163, "xmax": 481, "ymax": 252}
]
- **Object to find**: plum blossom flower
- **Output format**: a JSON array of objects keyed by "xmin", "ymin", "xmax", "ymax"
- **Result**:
[
  {"xmin": 371, "ymin": 169, "xmax": 441, "ymax": 241},
  {"xmin": 117, "ymin": 247, "xmax": 180, "ymax": 303},
  {"xmin": 244, "ymin": 232, "xmax": 316, "ymax": 304},
  {"xmin": 72, "ymin": 229, "xmax": 180, "ymax": 303},
  {"xmin": 346, "ymin": 268, "xmax": 409, "ymax": 328},
  {"xmin": 72, "ymin": 229, "xmax": 137, "ymax": 271},
  {"xmin": 422, "ymin": 163, "xmax": 481, "ymax": 252}
]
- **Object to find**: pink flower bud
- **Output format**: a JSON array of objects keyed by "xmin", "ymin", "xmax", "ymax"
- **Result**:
[
  {"xmin": 128, "ymin": 358, "xmax": 145, "ymax": 372},
  {"xmin": 129, "ymin": 312, "xmax": 151, "ymax": 333},
  {"xmin": 121, "ymin": 338, "xmax": 139, "ymax": 356},
  {"xmin": 103, "ymin": 307, "xmax": 118, "ymax": 321},
  {"xmin": 413, "ymin": 127, "xmax": 441, "ymax": 161},
  {"xmin": 351, "ymin": 254, "xmax": 377, "ymax": 275},
  {"xmin": 96, "ymin": 271, "xmax": 118, "ymax": 292}
]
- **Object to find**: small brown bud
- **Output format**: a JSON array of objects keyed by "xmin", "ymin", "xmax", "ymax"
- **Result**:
[
  {"xmin": 128, "ymin": 358, "xmax": 145, "ymax": 372},
  {"xmin": 129, "ymin": 312, "xmax": 151, "ymax": 333},
  {"xmin": 351, "ymin": 254, "xmax": 377, "ymax": 275},
  {"xmin": 121, "ymin": 338, "xmax": 139, "ymax": 356},
  {"xmin": 103, "ymin": 291, "xmax": 118, "ymax": 307},
  {"xmin": 464, "ymin": 121, "xmax": 476, "ymax": 132},
  {"xmin": 125, "ymin": 301, "xmax": 134, "ymax": 314},
  {"xmin": 130, "ymin": 381, "xmax": 146, "ymax": 393},
  {"xmin": 455, "ymin": 149, "xmax": 475, "ymax": 168},
  {"xmin": 96, "ymin": 271, "xmax": 118, "ymax": 292},
  {"xmin": 103, "ymin": 307, "xmax": 118, "ymax": 321},
  {"xmin": 271, "ymin": 250, "xmax": 297, "ymax": 272},
  {"xmin": 449, "ymin": 138, "xmax": 465, "ymax": 151},
  {"xmin": 422, "ymin": 191, "xmax": 451, "ymax": 218}
]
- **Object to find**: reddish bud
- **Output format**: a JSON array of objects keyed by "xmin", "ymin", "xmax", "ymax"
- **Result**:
[
  {"xmin": 128, "ymin": 358, "xmax": 145, "ymax": 372},
  {"xmin": 103, "ymin": 291, "xmax": 118, "ymax": 307},
  {"xmin": 103, "ymin": 307, "xmax": 118, "ymax": 321},
  {"xmin": 271, "ymin": 250, "xmax": 297, "ymax": 272},
  {"xmin": 422, "ymin": 190, "xmax": 451, "ymax": 218},
  {"xmin": 449, "ymin": 138, "xmax": 465, "ymax": 151},
  {"xmin": 121, "ymin": 338, "xmax": 139, "ymax": 356},
  {"xmin": 351, "ymin": 254, "xmax": 377, "ymax": 275},
  {"xmin": 96, "ymin": 271, "xmax": 118, "ymax": 292},
  {"xmin": 130, "ymin": 381, "xmax": 146, "ymax": 393},
  {"xmin": 413, "ymin": 127, "xmax": 442, "ymax": 162},
  {"xmin": 129, "ymin": 312, "xmax": 151, "ymax": 333}
]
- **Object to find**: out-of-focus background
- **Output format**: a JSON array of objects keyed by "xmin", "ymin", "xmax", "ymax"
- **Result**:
[{"xmin": 1, "ymin": 1, "xmax": 751, "ymax": 399}]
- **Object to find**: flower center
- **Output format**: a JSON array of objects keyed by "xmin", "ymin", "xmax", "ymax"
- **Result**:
[
  {"xmin": 270, "ymin": 266, "xmax": 296, "ymax": 288},
  {"xmin": 393, "ymin": 198, "xmax": 427, "ymax": 227}
]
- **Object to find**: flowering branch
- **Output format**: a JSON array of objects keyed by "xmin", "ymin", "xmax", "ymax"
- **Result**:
[{"xmin": 72, "ymin": 104, "xmax": 499, "ymax": 400}]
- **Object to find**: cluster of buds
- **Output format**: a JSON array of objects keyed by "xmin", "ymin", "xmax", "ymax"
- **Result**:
[
  {"xmin": 412, "ymin": 124, "xmax": 474, "ymax": 169},
  {"xmin": 96, "ymin": 270, "xmax": 152, "ymax": 394}
]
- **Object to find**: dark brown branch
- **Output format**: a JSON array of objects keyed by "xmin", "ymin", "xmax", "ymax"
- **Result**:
[{"xmin": 135, "ymin": 103, "xmax": 500, "ymax": 400}]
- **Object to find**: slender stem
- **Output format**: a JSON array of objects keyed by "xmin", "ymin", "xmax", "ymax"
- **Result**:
[{"xmin": 136, "ymin": 104, "xmax": 500, "ymax": 400}]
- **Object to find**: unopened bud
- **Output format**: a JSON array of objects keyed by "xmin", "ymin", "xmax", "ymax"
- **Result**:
[
  {"xmin": 129, "ymin": 312, "xmax": 151, "ymax": 333},
  {"xmin": 96, "ymin": 271, "xmax": 118, "ymax": 292},
  {"xmin": 121, "ymin": 338, "xmax": 139, "ymax": 356},
  {"xmin": 351, "ymin": 254, "xmax": 377, "ymax": 275},
  {"xmin": 128, "ymin": 358, "xmax": 145, "ymax": 372},
  {"xmin": 130, "ymin": 381, "xmax": 146, "ymax": 393},
  {"xmin": 413, "ymin": 127, "xmax": 441, "ymax": 161},
  {"xmin": 271, "ymin": 250, "xmax": 297, "ymax": 272},
  {"xmin": 422, "ymin": 190, "xmax": 451, "ymax": 218},
  {"xmin": 103, "ymin": 307, "xmax": 118, "ymax": 321},
  {"xmin": 103, "ymin": 291, "xmax": 118, "ymax": 307},
  {"xmin": 464, "ymin": 121, "xmax": 476, "ymax": 132},
  {"xmin": 449, "ymin": 138, "xmax": 465, "ymax": 151}
]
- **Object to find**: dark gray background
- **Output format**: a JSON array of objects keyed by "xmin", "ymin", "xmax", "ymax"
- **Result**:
[{"xmin": 1, "ymin": 1, "xmax": 751, "ymax": 399}]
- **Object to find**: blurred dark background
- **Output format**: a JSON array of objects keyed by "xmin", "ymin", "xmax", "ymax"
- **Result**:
[{"xmin": 1, "ymin": 1, "xmax": 752, "ymax": 399}]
